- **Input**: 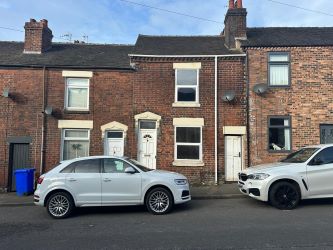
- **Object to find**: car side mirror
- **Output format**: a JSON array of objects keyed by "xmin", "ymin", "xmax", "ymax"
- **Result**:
[
  {"xmin": 124, "ymin": 167, "xmax": 136, "ymax": 174},
  {"xmin": 311, "ymin": 158, "xmax": 324, "ymax": 166}
]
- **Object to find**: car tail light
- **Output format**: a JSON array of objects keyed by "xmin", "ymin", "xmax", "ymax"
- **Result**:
[{"xmin": 37, "ymin": 176, "xmax": 44, "ymax": 184}]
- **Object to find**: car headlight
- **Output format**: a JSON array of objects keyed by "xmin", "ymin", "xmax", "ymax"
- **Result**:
[
  {"xmin": 174, "ymin": 179, "xmax": 188, "ymax": 185},
  {"xmin": 248, "ymin": 173, "xmax": 270, "ymax": 180}
]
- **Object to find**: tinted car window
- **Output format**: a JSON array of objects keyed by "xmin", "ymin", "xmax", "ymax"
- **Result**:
[
  {"xmin": 72, "ymin": 159, "xmax": 100, "ymax": 173},
  {"xmin": 103, "ymin": 159, "xmax": 132, "ymax": 173},
  {"xmin": 60, "ymin": 163, "xmax": 75, "ymax": 173},
  {"xmin": 312, "ymin": 147, "xmax": 333, "ymax": 165}
]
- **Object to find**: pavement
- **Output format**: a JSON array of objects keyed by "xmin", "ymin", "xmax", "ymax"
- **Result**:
[{"xmin": 0, "ymin": 183, "xmax": 243, "ymax": 207}]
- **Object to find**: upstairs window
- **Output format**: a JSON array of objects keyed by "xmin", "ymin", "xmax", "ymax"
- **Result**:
[
  {"xmin": 268, "ymin": 52, "xmax": 290, "ymax": 87},
  {"xmin": 268, "ymin": 116, "xmax": 291, "ymax": 152},
  {"xmin": 65, "ymin": 78, "xmax": 89, "ymax": 110},
  {"xmin": 175, "ymin": 69, "xmax": 199, "ymax": 102}
]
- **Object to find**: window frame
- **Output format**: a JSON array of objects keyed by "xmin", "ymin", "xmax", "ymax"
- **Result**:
[
  {"xmin": 174, "ymin": 68, "xmax": 199, "ymax": 103},
  {"xmin": 268, "ymin": 52, "xmax": 291, "ymax": 88},
  {"xmin": 65, "ymin": 77, "xmax": 90, "ymax": 111},
  {"xmin": 61, "ymin": 128, "xmax": 90, "ymax": 161},
  {"xmin": 267, "ymin": 115, "xmax": 292, "ymax": 153},
  {"xmin": 174, "ymin": 126, "xmax": 202, "ymax": 161},
  {"xmin": 320, "ymin": 124, "xmax": 333, "ymax": 144}
]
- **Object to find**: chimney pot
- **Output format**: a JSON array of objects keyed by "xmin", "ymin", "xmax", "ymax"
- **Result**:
[
  {"xmin": 41, "ymin": 19, "xmax": 48, "ymax": 25},
  {"xmin": 237, "ymin": 0, "xmax": 243, "ymax": 8},
  {"xmin": 229, "ymin": 0, "xmax": 235, "ymax": 9},
  {"xmin": 30, "ymin": 18, "xmax": 36, "ymax": 22}
]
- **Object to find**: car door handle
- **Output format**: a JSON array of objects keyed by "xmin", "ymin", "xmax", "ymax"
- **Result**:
[
  {"xmin": 103, "ymin": 178, "xmax": 112, "ymax": 182},
  {"xmin": 68, "ymin": 178, "xmax": 77, "ymax": 182}
]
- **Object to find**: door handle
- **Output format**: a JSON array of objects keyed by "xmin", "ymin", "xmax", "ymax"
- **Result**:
[
  {"xmin": 68, "ymin": 178, "xmax": 77, "ymax": 182},
  {"xmin": 239, "ymin": 152, "xmax": 241, "ymax": 157},
  {"xmin": 103, "ymin": 178, "xmax": 112, "ymax": 182}
]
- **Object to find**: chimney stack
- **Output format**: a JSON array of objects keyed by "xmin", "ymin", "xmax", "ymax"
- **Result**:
[
  {"xmin": 24, "ymin": 18, "xmax": 53, "ymax": 54},
  {"xmin": 223, "ymin": 0, "xmax": 247, "ymax": 49}
]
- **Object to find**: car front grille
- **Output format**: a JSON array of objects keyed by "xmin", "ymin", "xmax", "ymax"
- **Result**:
[{"xmin": 238, "ymin": 173, "xmax": 248, "ymax": 181}]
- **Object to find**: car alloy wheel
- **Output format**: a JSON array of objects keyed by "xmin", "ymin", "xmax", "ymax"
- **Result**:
[
  {"xmin": 47, "ymin": 192, "xmax": 74, "ymax": 219},
  {"xmin": 269, "ymin": 182, "xmax": 300, "ymax": 210},
  {"xmin": 146, "ymin": 188, "xmax": 173, "ymax": 215}
]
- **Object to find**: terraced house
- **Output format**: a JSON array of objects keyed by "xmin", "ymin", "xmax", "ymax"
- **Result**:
[{"xmin": 1, "ymin": 0, "xmax": 333, "ymax": 190}]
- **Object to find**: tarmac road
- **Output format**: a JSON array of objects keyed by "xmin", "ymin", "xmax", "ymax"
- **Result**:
[{"xmin": 1, "ymin": 198, "xmax": 333, "ymax": 250}]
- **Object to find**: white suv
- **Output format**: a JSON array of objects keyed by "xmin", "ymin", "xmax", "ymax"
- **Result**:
[
  {"xmin": 238, "ymin": 144, "xmax": 333, "ymax": 209},
  {"xmin": 34, "ymin": 156, "xmax": 191, "ymax": 218}
]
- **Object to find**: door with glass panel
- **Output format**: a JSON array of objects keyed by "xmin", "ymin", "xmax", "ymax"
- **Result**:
[
  {"xmin": 62, "ymin": 129, "xmax": 90, "ymax": 160},
  {"xmin": 138, "ymin": 121, "xmax": 157, "ymax": 169},
  {"xmin": 105, "ymin": 131, "xmax": 124, "ymax": 157}
]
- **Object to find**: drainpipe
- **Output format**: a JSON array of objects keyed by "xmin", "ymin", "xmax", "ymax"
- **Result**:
[
  {"xmin": 40, "ymin": 66, "xmax": 46, "ymax": 174},
  {"xmin": 245, "ymin": 50, "xmax": 251, "ymax": 168},
  {"xmin": 214, "ymin": 56, "xmax": 218, "ymax": 184}
]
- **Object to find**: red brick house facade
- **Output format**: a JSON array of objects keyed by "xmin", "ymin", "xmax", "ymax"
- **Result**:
[{"xmin": 1, "ymin": 0, "xmax": 333, "ymax": 190}]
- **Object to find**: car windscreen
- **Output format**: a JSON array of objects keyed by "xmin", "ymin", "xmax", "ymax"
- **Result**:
[
  {"xmin": 280, "ymin": 148, "xmax": 320, "ymax": 163},
  {"xmin": 127, "ymin": 159, "xmax": 153, "ymax": 172}
]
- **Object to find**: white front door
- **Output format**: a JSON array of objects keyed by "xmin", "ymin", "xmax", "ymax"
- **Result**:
[
  {"xmin": 138, "ymin": 121, "xmax": 157, "ymax": 169},
  {"xmin": 225, "ymin": 136, "xmax": 242, "ymax": 182},
  {"xmin": 105, "ymin": 131, "xmax": 124, "ymax": 157}
]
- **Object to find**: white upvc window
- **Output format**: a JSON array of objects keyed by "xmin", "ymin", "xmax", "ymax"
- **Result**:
[
  {"xmin": 65, "ymin": 78, "xmax": 89, "ymax": 110},
  {"xmin": 175, "ymin": 69, "xmax": 199, "ymax": 103},
  {"xmin": 175, "ymin": 126, "xmax": 202, "ymax": 161},
  {"xmin": 62, "ymin": 129, "xmax": 90, "ymax": 160},
  {"xmin": 268, "ymin": 52, "xmax": 290, "ymax": 87}
]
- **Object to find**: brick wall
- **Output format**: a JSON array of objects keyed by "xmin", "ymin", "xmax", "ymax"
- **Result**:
[
  {"xmin": 0, "ymin": 69, "xmax": 44, "ymax": 188},
  {"xmin": 0, "ymin": 56, "xmax": 246, "ymax": 188},
  {"xmin": 247, "ymin": 47, "xmax": 333, "ymax": 166}
]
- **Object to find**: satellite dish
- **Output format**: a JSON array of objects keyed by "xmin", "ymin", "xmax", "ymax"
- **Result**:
[
  {"xmin": 2, "ymin": 88, "xmax": 9, "ymax": 98},
  {"xmin": 253, "ymin": 83, "xmax": 268, "ymax": 95},
  {"xmin": 44, "ymin": 106, "xmax": 53, "ymax": 116},
  {"xmin": 222, "ymin": 90, "xmax": 236, "ymax": 102}
]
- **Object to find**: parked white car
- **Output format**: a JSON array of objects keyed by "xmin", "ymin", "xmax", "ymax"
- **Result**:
[
  {"xmin": 238, "ymin": 144, "xmax": 333, "ymax": 209},
  {"xmin": 34, "ymin": 156, "xmax": 191, "ymax": 218}
]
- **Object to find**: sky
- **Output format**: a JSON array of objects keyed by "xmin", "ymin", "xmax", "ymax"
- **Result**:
[{"xmin": 0, "ymin": 0, "xmax": 332, "ymax": 44}]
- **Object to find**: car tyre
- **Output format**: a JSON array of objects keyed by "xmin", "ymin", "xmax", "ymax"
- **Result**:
[
  {"xmin": 269, "ymin": 181, "xmax": 300, "ymax": 210},
  {"xmin": 46, "ymin": 192, "xmax": 74, "ymax": 219},
  {"xmin": 146, "ymin": 187, "xmax": 173, "ymax": 215}
]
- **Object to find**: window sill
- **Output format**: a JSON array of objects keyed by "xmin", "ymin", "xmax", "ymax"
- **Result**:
[
  {"xmin": 268, "ymin": 150, "xmax": 292, "ymax": 154},
  {"xmin": 64, "ymin": 109, "xmax": 90, "ymax": 114},
  {"xmin": 268, "ymin": 85, "xmax": 290, "ymax": 88},
  {"xmin": 172, "ymin": 102, "xmax": 201, "ymax": 108},
  {"xmin": 172, "ymin": 160, "xmax": 204, "ymax": 167}
]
